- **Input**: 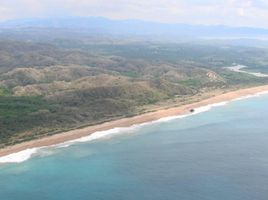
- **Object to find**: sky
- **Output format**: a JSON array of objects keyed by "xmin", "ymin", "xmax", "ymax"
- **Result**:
[{"xmin": 0, "ymin": 0, "xmax": 268, "ymax": 28}]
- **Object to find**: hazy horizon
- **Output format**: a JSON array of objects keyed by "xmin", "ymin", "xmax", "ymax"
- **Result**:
[
  {"xmin": 0, "ymin": 0, "xmax": 268, "ymax": 29},
  {"xmin": 2, "ymin": 15, "xmax": 268, "ymax": 30}
]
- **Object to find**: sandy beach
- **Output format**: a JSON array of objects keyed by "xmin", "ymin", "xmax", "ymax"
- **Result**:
[{"xmin": 1, "ymin": 84, "xmax": 268, "ymax": 159}]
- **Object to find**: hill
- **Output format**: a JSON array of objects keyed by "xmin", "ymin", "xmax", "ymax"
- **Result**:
[
  {"xmin": 0, "ymin": 38, "xmax": 268, "ymax": 147},
  {"xmin": 1, "ymin": 17, "xmax": 268, "ymax": 40}
]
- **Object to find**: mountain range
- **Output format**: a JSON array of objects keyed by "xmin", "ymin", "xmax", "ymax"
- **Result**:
[{"xmin": 1, "ymin": 17, "xmax": 268, "ymax": 39}]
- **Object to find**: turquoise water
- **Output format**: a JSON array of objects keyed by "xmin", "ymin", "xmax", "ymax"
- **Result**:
[{"xmin": 1, "ymin": 95, "xmax": 268, "ymax": 200}]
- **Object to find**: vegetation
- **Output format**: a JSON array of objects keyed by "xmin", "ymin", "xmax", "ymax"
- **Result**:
[
  {"xmin": 1, "ymin": 38, "xmax": 268, "ymax": 147},
  {"xmin": 0, "ymin": 87, "xmax": 11, "ymax": 96}
]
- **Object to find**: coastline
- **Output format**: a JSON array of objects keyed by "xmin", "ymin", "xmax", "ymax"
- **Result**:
[
  {"xmin": 226, "ymin": 65, "xmax": 268, "ymax": 77},
  {"xmin": 1, "ymin": 85, "xmax": 268, "ymax": 163}
]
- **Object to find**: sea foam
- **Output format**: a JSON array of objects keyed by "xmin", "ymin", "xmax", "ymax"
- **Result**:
[
  {"xmin": 0, "ymin": 148, "xmax": 38, "ymax": 163},
  {"xmin": 0, "ymin": 91, "xmax": 267, "ymax": 164},
  {"xmin": 56, "ymin": 126, "xmax": 140, "ymax": 148}
]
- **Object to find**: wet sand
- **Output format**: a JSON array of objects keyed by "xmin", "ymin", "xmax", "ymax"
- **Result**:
[{"xmin": 1, "ymin": 85, "xmax": 268, "ymax": 157}]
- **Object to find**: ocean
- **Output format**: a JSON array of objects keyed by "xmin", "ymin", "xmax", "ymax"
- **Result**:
[{"xmin": 1, "ymin": 94, "xmax": 268, "ymax": 200}]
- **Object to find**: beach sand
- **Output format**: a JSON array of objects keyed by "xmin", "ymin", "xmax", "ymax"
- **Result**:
[{"xmin": 1, "ymin": 85, "xmax": 268, "ymax": 158}]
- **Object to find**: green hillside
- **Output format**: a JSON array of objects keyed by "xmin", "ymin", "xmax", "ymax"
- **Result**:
[{"xmin": 1, "ymin": 40, "xmax": 268, "ymax": 147}]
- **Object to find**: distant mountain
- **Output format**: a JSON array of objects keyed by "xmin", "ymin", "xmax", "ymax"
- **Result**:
[{"xmin": 1, "ymin": 17, "xmax": 268, "ymax": 39}]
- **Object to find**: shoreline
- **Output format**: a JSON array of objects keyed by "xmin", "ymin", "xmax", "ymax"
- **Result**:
[
  {"xmin": 226, "ymin": 65, "xmax": 268, "ymax": 77},
  {"xmin": 1, "ymin": 85, "xmax": 268, "ymax": 162}
]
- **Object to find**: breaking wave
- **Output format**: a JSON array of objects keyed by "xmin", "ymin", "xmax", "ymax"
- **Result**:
[{"xmin": 0, "ymin": 91, "xmax": 267, "ymax": 164}]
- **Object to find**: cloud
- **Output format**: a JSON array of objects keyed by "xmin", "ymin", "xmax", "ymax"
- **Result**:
[{"xmin": 0, "ymin": 0, "xmax": 268, "ymax": 28}]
